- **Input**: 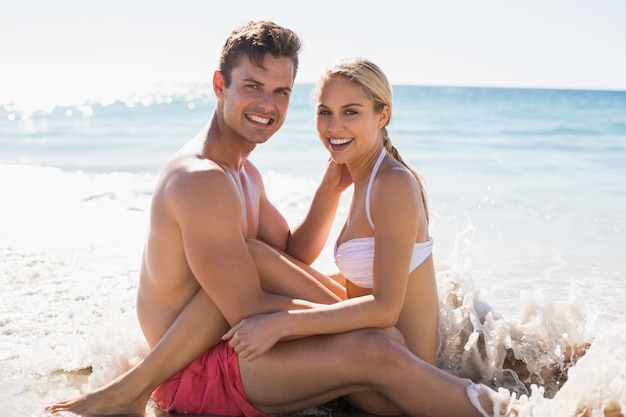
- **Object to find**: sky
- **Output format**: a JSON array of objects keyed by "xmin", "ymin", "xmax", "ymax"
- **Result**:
[{"xmin": 1, "ymin": 0, "xmax": 625, "ymax": 108}]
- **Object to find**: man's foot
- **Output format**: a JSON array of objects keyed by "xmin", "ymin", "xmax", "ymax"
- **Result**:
[{"xmin": 45, "ymin": 376, "xmax": 151, "ymax": 416}]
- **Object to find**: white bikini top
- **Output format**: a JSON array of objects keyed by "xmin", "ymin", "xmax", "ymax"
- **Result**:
[{"xmin": 334, "ymin": 150, "xmax": 433, "ymax": 289}]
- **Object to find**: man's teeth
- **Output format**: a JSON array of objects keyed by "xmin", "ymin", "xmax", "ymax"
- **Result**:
[
  {"xmin": 249, "ymin": 115, "xmax": 271, "ymax": 124},
  {"xmin": 329, "ymin": 137, "xmax": 352, "ymax": 145}
]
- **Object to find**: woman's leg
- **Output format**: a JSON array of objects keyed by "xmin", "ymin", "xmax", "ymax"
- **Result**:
[
  {"xmin": 240, "ymin": 329, "xmax": 496, "ymax": 417},
  {"xmin": 248, "ymin": 238, "xmax": 346, "ymax": 301},
  {"xmin": 248, "ymin": 240, "xmax": 446, "ymax": 416},
  {"xmin": 338, "ymin": 258, "xmax": 440, "ymax": 415}
]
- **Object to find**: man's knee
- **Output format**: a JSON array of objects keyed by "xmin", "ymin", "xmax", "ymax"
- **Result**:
[
  {"xmin": 246, "ymin": 238, "xmax": 265, "ymax": 260},
  {"xmin": 245, "ymin": 238, "xmax": 261, "ymax": 250},
  {"xmin": 246, "ymin": 238, "xmax": 275, "ymax": 260}
]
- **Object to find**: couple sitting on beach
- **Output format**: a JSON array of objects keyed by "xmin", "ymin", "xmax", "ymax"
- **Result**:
[{"xmin": 46, "ymin": 20, "xmax": 592, "ymax": 417}]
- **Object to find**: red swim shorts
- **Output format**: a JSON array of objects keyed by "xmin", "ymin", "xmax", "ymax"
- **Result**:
[{"xmin": 152, "ymin": 341, "xmax": 266, "ymax": 417}]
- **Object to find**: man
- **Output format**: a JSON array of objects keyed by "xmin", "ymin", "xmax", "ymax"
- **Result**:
[{"xmin": 46, "ymin": 21, "xmax": 498, "ymax": 417}]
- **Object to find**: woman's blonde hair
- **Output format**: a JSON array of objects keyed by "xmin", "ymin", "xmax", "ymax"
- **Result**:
[{"xmin": 314, "ymin": 58, "xmax": 429, "ymax": 222}]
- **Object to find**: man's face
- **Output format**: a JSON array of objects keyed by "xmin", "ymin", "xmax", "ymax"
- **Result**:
[{"xmin": 219, "ymin": 55, "xmax": 295, "ymax": 146}]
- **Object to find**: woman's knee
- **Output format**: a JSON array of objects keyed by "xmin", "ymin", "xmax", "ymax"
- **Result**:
[{"xmin": 344, "ymin": 329, "xmax": 404, "ymax": 368}]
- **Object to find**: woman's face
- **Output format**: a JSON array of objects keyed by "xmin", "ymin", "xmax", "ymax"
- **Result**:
[{"xmin": 315, "ymin": 76, "xmax": 385, "ymax": 165}]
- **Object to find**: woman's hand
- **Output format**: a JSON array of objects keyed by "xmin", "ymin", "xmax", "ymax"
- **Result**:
[
  {"xmin": 320, "ymin": 158, "xmax": 352, "ymax": 193},
  {"xmin": 222, "ymin": 312, "xmax": 284, "ymax": 360}
]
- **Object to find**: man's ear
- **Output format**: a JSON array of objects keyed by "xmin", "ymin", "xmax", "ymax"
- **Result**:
[{"xmin": 213, "ymin": 70, "xmax": 225, "ymax": 98}]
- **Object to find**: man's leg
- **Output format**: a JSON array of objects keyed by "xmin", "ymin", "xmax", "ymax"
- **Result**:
[
  {"xmin": 46, "ymin": 289, "xmax": 228, "ymax": 416},
  {"xmin": 240, "ymin": 329, "xmax": 488, "ymax": 417},
  {"xmin": 46, "ymin": 256, "xmax": 343, "ymax": 416}
]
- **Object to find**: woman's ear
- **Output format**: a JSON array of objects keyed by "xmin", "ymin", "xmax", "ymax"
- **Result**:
[
  {"xmin": 213, "ymin": 70, "xmax": 225, "ymax": 98},
  {"xmin": 378, "ymin": 104, "xmax": 391, "ymax": 129}
]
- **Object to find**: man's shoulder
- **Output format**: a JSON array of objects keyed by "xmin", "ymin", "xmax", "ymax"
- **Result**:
[
  {"xmin": 242, "ymin": 158, "xmax": 263, "ymax": 179},
  {"xmin": 159, "ymin": 155, "xmax": 232, "ymax": 197}
]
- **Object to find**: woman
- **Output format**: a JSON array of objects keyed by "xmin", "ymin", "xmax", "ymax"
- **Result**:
[{"xmin": 223, "ymin": 57, "xmax": 439, "ymax": 414}]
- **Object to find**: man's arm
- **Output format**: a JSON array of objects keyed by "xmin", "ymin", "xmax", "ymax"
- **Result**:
[{"xmin": 169, "ymin": 168, "xmax": 315, "ymax": 325}]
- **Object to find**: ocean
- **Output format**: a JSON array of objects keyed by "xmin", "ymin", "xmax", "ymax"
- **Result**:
[{"xmin": 1, "ymin": 83, "xmax": 625, "ymax": 417}]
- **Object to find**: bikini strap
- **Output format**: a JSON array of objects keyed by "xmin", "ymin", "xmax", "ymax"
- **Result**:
[{"xmin": 365, "ymin": 150, "xmax": 387, "ymax": 230}]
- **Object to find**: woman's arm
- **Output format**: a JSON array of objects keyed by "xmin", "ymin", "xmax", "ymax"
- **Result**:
[
  {"xmin": 285, "ymin": 159, "xmax": 352, "ymax": 264},
  {"xmin": 225, "ymin": 169, "xmax": 423, "ymax": 360}
]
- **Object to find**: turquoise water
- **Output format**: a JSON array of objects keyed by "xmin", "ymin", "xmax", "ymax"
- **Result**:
[{"xmin": 1, "ymin": 84, "xmax": 625, "ymax": 416}]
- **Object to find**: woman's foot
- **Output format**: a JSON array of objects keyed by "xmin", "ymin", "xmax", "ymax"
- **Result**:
[
  {"xmin": 465, "ymin": 381, "xmax": 623, "ymax": 417},
  {"xmin": 466, "ymin": 383, "xmax": 515, "ymax": 417}
]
